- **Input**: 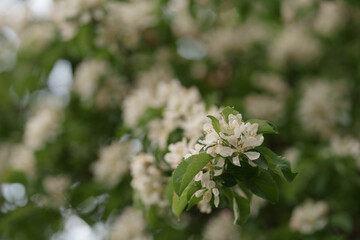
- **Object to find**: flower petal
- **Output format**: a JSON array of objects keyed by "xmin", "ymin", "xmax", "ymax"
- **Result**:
[{"xmin": 244, "ymin": 151, "xmax": 260, "ymax": 160}]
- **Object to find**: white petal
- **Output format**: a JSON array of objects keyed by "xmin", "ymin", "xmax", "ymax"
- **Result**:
[
  {"xmin": 215, "ymin": 157, "xmax": 225, "ymax": 167},
  {"xmin": 216, "ymin": 145, "xmax": 236, "ymax": 157},
  {"xmin": 194, "ymin": 171, "xmax": 203, "ymax": 181},
  {"xmin": 194, "ymin": 189, "xmax": 206, "ymax": 198},
  {"xmin": 232, "ymin": 155, "xmax": 241, "ymax": 166},
  {"xmin": 244, "ymin": 151, "xmax": 260, "ymax": 160},
  {"xmin": 212, "ymin": 188, "xmax": 219, "ymax": 196},
  {"xmin": 214, "ymin": 194, "xmax": 220, "ymax": 208}
]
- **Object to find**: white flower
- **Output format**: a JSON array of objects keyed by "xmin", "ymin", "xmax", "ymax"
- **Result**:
[
  {"xmin": 201, "ymin": 113, "xmax": 264, "ymax": 166},
  {"xmin": 91, "ymin": 142, "xmax": 130, "ymax": 187},
  {"xmin": 72, "ymin": 59, "xmax": 109, "ymax": 102},
  {"xmin": 165, "ymin": 138, "xmax": 192, "ymax": 169},
  {"xmin": 109, "ymin": 207, "xmax": 153, "ymax": 240},
  {"xmin": 130, "ymin": 153, "xmax": 168, "ymax": 207},
  {"xmin": 298, "ymin": 80, "xmax": 350, "ymax": 138},
  {"xmin": 202, "ymin": 210, "xmax": 239, "ymax": 240},
  {"xmin": 290, "ymin": 199, "xmax": 328, "ymax": 234}
]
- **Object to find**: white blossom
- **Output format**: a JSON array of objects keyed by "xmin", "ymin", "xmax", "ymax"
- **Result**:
[
  {"xmin": 91, "ymin": 142, "xmax": 130, "ymax": 187},
  {"xmin": 290, "ymin": 199, "xmax": 328, "ymax": 234},
  {"xmin": 201, "ymin": 114, "xmax": 264, "ymax": 165},
  {"xmin": 202, "ymin": 210, "xmax": 239, "ymax": 240},
  {"xmin": 298, "ymin": 80, "xmax": 350, "ymax": 138},
  {"xmin": 40, "ymin": 175, "xmax": 71, "ymax": 207},
  {"xmin": 329, "ymin": 135, "xmax": 360, "ymax": 169},
  {"xmin": 109, "ymin": 207, "xmax": 153, "ymax": 240},
  {"xmin": 130, "ymin": 153, "xmax": 168, "ymax": 208},
  {"xmin": 269, "ymin": 24, "xmax": 321, "ymax": 66},
  {"xmin": 96, "ymin": 0, "xmax": 156, "ymax": 49},
  {"xmin": 72, "ymin": 59, "xmax": 109, "ymax": 102},
  {"xmin": 165, "ymin": 138, "xmax": 192, "ymax": 169},
  {"xmin": 313, "ymin": 1, "xmax": 348, "ymax": 35},
  {"xmin": 8, "ymin": 144, "xmax": 36, "ymax": 177},
  {"xmin": 23, "ymin": 103, "xmax": 62, "ymax": 151}
]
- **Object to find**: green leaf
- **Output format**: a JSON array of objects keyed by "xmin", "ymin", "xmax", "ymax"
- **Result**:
[
  {"xmin": 173, "ymin": 153, "xmax": 213, "ymax": 196},
  {"xmin": 252, "ymin": 154, "xmax": 268, "ymax": 170},
  {"xmin": 186, "ymin": 195, "xmax": 203, "ymax": 211},
  {"xmin": 222, "ymin": 189, "xmax": 250, "ymax": 225},
  {"xmin": 256, "ymin": 147, "xmax": 297, "ymax": 182},
  {"xmin": 172, "ymin": 190, "xmax": 188, "ymax": 219},
  {"xmin": 220, "ymin": 106, "xmax": 240, "ymax": 123},
  {"xmin": 247, "ymin": 119, "xmax": 278, "ymax": 134},
  {"xmin": 247, "ymin": 170, "xmax": 279, "ymax": 203},
  {"xmin": 233, "ymin": 194, "xmax": 250, "ymax": 225},
  {"xmin": 207, "ymin": 115, "xmax": 221, "ymax": 134},
  {"xmin": 166, "ymin": 178, "xmax": 174, "ymax": 204},
  {"xmin": 137, "ymin": 107, "xmax": 162, "ymax": 127},
  {"xmin": 224, "ymin": 160, "xmax": 259, "ymax": 182}
]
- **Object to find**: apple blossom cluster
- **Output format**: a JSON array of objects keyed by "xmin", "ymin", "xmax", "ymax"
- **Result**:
[
  {"xmin": 290, "ymin": 199, "xmax": 328, "ymax": 234},
  {"xmin": 130, "ymin": 153, "xmax": 168, "ymax": 208}
]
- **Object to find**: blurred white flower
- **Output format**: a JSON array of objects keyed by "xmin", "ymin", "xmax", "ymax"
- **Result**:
[
  {"xmin": 202, "ymin": 210, "xmax": 239, "ymax": 240},
  {"xmin": 96, "ymin": 0, "xmax": 155, "ymax": 49},
  {"xmin": 330, "ymin": 135, "xmax": 360, "ymax": 169},
  {"xmin": 313, "ymin": 1, "xmax": 348, "ymax": 35},
  {"xmin": 165, "ymin": 138, "xmax": 190, "ymax": 169},
  {"xmin": 41, "ymin": 175, "xmax": 71, "ymax": 207},
  {"xmin": 109, "ymin": 207, "xmax": 152, "ymax": 240},
  {"xmin": 8, "ymin": 144, "xmax": 36, "ymax": 177},
  {"xmin": 72, "ymin": 59, "xmax": 109, "ymax": 102},
  {"xmin": 23, "ymin": 101, "xmax": 63, "ymax": 151},
  {"xmin": 290, "ymin": 199, "xmax": 328, "ymax": 234},
  {"xmin": 130, "ymin": 153, "xmax": 168, "ymax": 208},
  {"xmin": 298, "ymin": 80, "xmax": 350, "ymax": 138},
  {"xmin": 269, "ymin": 24, "xmax": 321, "ymax": 66},
  {"xmin": 91, "ymin": 142, "xmax": 130, "ymax": 187}
]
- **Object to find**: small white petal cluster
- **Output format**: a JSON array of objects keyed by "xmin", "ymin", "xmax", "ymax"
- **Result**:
[
  {"xmin": 165, "ymin": 138, "xmax": 193, "ymax": 169},
  {"xmin": 201, "ymin": 114, "xmax": 264, "ymax": 165},
  {"xmin": 269, "ymin": 24, "xmax": 321, "ymax": 66},
  {"xmin": 130, "ymin": 153, "xmax": 168, "ymax": 208},
  {"xmin": 8, "ymin": 144, "xmax": 36, "ymax": 177},
  {"xmin": 290, "ymin": 199, "xmax": 328, "ymax": 234},
  {"xmin": 202, "ymin": 210, "xmax": 239, "ymax": 240},
  {"xmin": 52, "ymin": 0, "xmax": 105, "ymax": 40},
  {"xmin": 23, "ymin": 102, "xmax": 63, "ymax": 151},
  {"xmin": 91, "ymin": 142, "xmax": 130, "ymax": 187},
  {"xmin": 313, "ymin": 1, "xmax": 348, "ymax": 35},
  {"xmin": 244, "ymin": 74, "xmax": 289, "ymax": 121},
  {"xmin": 109, "ymin": 207, "xmax": 153, "ymax": 240},
  {"xmin": 72, "ymin": 59, "xmax": 109, "ymax": 102},
  {"xmin": 193, "ymin": 158, "xmax": 224, "ymax": 213},
  {"xmin": 204, "ymin": 20, "xmax": 269, "ymax": 60},
  {"xmin": 40, "ymin": 175, "xmax": 71, "ymax": 207},
  {"xmin": 330, "ymin": 135, "xmax": 360, "ymax": 169},
  {"xmin": 123, "ymin": 79, "xmax": 216, "ymax": 149},
  {"xmin": 298, "ymin": 80, "xmax": 350, "ymax": 138},
  {"xmin": 96, "ymin": 0, "xmax": 155, "ymax": 49}
]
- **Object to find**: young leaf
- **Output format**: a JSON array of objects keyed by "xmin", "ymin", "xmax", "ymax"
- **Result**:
[
  {"xmin": 224, "ymin": 160, "xmax": 259, "ymax": 182},
  {"xmin": 172, "ymin": 190, "xmax": 188, "ymax": 219},
  {"xmin": 186, "ymin": 195, "xmax": 203, "ymax": 211},
  {"xmin": 220, "ymin": 106, "xmax": 240, "ymax": 123},
  {"xmin": 247, "ymin": 119, "xmax": 278, "ymax": 134},
  {"xmin": 166, "ymin": 178, "xmax": 174, "ymax": 204},
  {"xmin": 256, "ymin": 147, "xmax": 297, "ymax": 182},
  {"xmin": 233, "ymin": 194, "xmax": 250, "ymax": 225},
  {"xmin": 207, "ymin": 115, "xmax": 221, "ymax": 134},
  {"xmin": 222, "ymin": 189, "xmax": 250, "ymax": 225},
  {"xmin": 172, "ymin": 153, "xmax": 213, "ymax": 196},
  {"xmin": 246, "ymin": 170, "xmax": 279, "ymax": 203}
]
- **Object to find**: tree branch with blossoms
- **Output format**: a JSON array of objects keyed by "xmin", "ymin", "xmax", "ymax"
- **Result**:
[{"xmin": 168, "ymin": 106, "xmax": 297, "ymax": 225}]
